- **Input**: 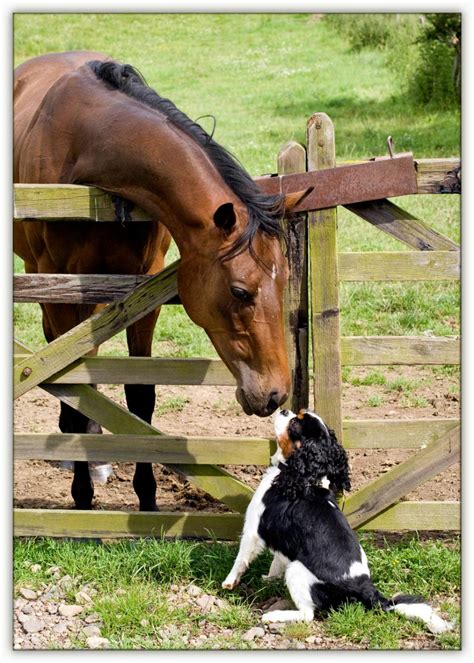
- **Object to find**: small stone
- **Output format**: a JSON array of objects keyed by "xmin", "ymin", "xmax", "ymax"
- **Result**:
[
  {"xmin": 17, "ymin": 612, "xmax": 31, "ymax": 624},
  {"xmin": 213, "ymin": 597, "xmax": 228, "ymax": 610},
  {"xmin": 83, "ymin": 624, "xmax": 102, "ymax": 638},
  {"xmin": 22, "ymin": 617, "xmax": 45, "ymax": 634},
  {"xmin": 268, "ymin": 622, "xmax": 286, "ymax": 634},
  {"xmin": 75, "ymin": 591, "xmax": 92, "ymax": 604},
  {"xmin": 196, "ymin": 594, "xmax": 215, "ymax": 611},
  {"xmin": 46, "ymin": 603, "xmax": 58, "ymax": 615},
  {"xmin": 86, "ymin": 635, "xmax": 110, "ymax": 649},
  {"xmin": 59, "ymin": 604, "xmax": 84, "ymax": 618},
  {"xmin": 19, "ymin": 588, "xmax": 37, "ymax": 600},
  {"xmin": 84, "ymin": 613, "xmax": 101, "ymax": 624},
  {"xmin": 14, "ymin": 598, "xmax": 26, "ymax": 610},
  {"xmin": 115, "ymin": 588, "xmax": 127, "ymax": 596},
  {"xmin": 267, "ymin": 599, "xmax": 293, "ymax": 611},
  {"xmin": 140, "ymin": 619, "xmax": 149, "ymax": 627},
  {"xmin": 305, "ymin": 635, "xmax": 316, "ymax": 644},
  {"xmin": 30, "ymin": 564, "xmax": 42, "ymax": 574},
  {"xmin": 186, "ymin": 583, "xmax": 202, "ymax": 597},
  {"xmin": 53, "ymin": 622, "xmax": 69, "ymax": 635},
  {"xmin": 242, "ymin": 626, "xmax": 265, "ymax": 641},
  {"xmin": 21, "ymin": 604, "xmax": 34, "ymax": 615},
  {"xmin": 294, "ymin": 642, "xmax": 306, "ymax": 649}
]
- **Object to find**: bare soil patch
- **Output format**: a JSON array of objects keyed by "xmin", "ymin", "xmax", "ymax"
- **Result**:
[{"xmin": 13, "ymin": 366, "xmax": 460, "ymax": 512}]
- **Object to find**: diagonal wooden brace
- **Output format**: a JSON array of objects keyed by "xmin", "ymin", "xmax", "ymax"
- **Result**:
[
  {"xmin": 14, "ymin": 340, "xmax": 254, "ymax": 513},
  {"xmin": 14, "ymin": 260, "xmax": 179, "ymax": 399},
  {"xmin": 343, "ymin": 424, "xmax": 460, "ymax": 529}
]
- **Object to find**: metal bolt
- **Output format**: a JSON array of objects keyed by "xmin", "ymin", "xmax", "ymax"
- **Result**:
[{"xmin": 22, "ymin": 367, "xmax": 32, "ymax": 377}]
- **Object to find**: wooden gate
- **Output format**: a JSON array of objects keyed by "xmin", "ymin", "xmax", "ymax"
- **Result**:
[{"xmin": 13, "ymin": 112, "xmax": 460, "ymax": 539}]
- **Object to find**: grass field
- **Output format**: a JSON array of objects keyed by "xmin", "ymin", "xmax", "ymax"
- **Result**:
[{"xmin": 13, "ymin": 13, "xmax": 461, "ymax": 651}]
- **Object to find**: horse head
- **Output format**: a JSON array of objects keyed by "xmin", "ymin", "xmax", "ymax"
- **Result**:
[{"xmin": 177, "ymin": 191, "xmax": 308, "ymax": 417}]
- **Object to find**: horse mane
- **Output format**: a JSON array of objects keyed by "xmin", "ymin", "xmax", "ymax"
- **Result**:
[{"xmin": 87, "ymin": 60, "xmax": 285, "ymax": 265}]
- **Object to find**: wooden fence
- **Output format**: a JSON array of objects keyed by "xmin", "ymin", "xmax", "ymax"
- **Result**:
[{"xmin": 13, "ymin": 112, "xmax": 460, "ymax": 539}]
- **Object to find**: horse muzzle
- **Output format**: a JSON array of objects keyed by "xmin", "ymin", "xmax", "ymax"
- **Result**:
[{"xmin": 235, "ymin": 386, "xmax": 288, "ymax": 417}]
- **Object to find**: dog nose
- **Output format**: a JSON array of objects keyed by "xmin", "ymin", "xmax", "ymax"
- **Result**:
[{"xmin": 280, "ymin": 409, "xmax": 289, "ymax": 417}]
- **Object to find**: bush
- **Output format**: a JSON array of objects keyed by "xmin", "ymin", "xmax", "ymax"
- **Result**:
[{"xmin": 326, "ymin": 13, "xmax": 461, "ymax": 109}]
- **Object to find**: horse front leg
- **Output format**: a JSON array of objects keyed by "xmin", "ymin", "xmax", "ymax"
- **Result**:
[{"xmin": 125, "ymin": 309, "xmax": 161, "ymax": 512}]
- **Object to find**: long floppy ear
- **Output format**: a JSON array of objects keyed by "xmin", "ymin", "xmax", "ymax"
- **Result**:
[
  {"xmin": 283, "ymin": 187, "xmax": 314, "ymax": 214},
  {"xmin": 326, "ymin": 429, "xmax": 351, "ymax": 493},
  {"xmin": 275, "ymin": 440, "xmax": 333, "ymax": 500}
]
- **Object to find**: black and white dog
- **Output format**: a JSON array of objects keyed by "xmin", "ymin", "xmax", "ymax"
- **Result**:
[{"xmin": 222, "ymin": 408, "xmax": 452, "ymax": 634}]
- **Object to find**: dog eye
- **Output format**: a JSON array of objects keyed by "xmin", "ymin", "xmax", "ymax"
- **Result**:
[{"xmin": 230, "ymin": 286, "xmax": 253, "ymax": 302}]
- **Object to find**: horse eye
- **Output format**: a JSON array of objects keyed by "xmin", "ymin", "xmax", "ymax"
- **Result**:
[{"xmin": 230, "ymin": 286, "xmax": 252, "ymax": 302}]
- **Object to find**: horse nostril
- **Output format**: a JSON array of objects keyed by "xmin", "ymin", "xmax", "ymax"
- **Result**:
[{"xmin": 266, "ymin": 391, "xmax": 287, "ymax": 414}]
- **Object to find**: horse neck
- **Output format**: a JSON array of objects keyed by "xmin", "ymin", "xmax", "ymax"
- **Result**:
[{"xmin": 73, "ymin": 104, "xmax": 242, "ymax": 255}]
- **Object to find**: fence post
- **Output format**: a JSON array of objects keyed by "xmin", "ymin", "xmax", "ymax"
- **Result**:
[
  {"xmin": 307, "ymin": 113, "xmax": 343, "ymax": 439},
  {"xmin": 278, "ymin": 141, "xmax": 309, "ymax": 412}
]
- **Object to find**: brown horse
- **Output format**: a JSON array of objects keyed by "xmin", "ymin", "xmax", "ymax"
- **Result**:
[{"xmin": 14, "ymin": 51, "xmax": 307, "ymax": 511}]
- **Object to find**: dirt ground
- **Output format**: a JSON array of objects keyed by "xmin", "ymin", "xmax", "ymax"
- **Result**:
[{"xmin": 13, "ymin": 365, "xmax": 460, "ymax": 513}]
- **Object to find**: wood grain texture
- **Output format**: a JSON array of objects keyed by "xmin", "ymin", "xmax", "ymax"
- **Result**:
[
  {"xmin": 13, "ymin": 355, "xmax": 234, "ymax": 386},
  {"xmin": 14, "ymin": 433, "xmax": 274, "ymax": 465},
  {"xmin": 14, "ymin": 509, "xmax": 244, "ymax": 540},
  {"xmin": 342, "ymin": 418, "xmax": 459, "ymax": 449},
  {"xmin": 14, "ymin": 184, "xmax": 151, "ymax": 221},
  {"xmin": 14, "ymin": 261, "xmax": 179, "ymax": 398},
  {"xmin": 338, "ymin": 250, "xmax": 460, "ymax": 281},
  {"xmin": 341, "ymin": 335, "xmax": 460, "ymax": 366},
  {"xmin": 343, "ymin": 425, "xmax": 460, "ymax": 529},
  {"xmin": 345, "ymin": 199, "xmax": 459, "ymax": 251},
  {"xmin": 278, "ymin": 140, "xmax": 309, "ymax": 411},
  {"xmin": 358, "ymin": 501, "xmax": 460, "ymax": 531},
  {"xmin": 307, "ymin": 113, "xmax": 343, "ymax": 438}
]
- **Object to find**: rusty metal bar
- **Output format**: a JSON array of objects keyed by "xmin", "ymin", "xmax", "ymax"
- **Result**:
[{"xmin": 255, "ymin": 153, "xmax": 418, "ymax": 214}]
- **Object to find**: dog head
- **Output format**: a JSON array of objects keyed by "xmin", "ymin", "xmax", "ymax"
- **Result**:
[{"xmin": 272, "ymin": 408, "xmax": 351, "ymax": 496}]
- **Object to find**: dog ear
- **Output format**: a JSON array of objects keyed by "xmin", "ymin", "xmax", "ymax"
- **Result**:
[
  {"xmin": 276, "ymin": 440, "xmax": 331, "ymax": 499},
  {"xmin": 326, "ymin": 429, "xmax": 351, "ymax": 493}
]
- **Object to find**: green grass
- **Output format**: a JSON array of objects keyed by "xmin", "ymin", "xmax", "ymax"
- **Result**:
[
  {"xmin": 13, "ymin": 15, "xmax": 460, "ymax": 356},
  {"xmin": 13, "ymin": 14, "xmax": 460, "ymax": 651},
  {"xmin": 13, "ymin": 534, "xmax": 460, "ymax": 650}
]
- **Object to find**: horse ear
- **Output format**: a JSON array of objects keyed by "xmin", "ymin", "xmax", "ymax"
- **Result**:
[
  {"xmin": 213, "ymin": 202, "xmax": 236, "ymax": 234},
  {"xmin": 283, "ymin": 187, "xmax": 314, "ymax": 213}
]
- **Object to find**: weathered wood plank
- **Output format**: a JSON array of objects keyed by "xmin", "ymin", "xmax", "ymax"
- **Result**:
[
  {"xmin": 13, "ymin": 501, "xmax": 460, "ymax": 539},
  {"xmin": 342, "ymin": 418, "xmax": 459, "ymax": 449},
  {"xmin": 14, "ymin": 509, "xmax": 243, "ymax": 540},
  {"xmin": 13, "ymin": 274, "xmax": 174, "ymax": 304},
  {"xmin": 341, "ymin": 335, "xmax": 460, "ymax": 366},
  {"xmin": 14, "ymin": 184, "xmax": 152, "ymax": 222},
  {"xmin": 15, "ymin": 340, "xmax": 254, "ymax": 513},
  {"xmin": 343, "ymin": 425, "xmax": 460, "ymax": 529},
  {"xmin": 14, "ymin": 433, "xmax": 273, "ymax": 465},
  {"xmin": 307, "ymin": 113, "xmax": 343, "ymax": 438},
  {"xmin": 339, "ymin": 251, "xmax": 460, "ymax": 281},
  {"xmin": 14, "ymin": 261, "xmax": 179, "ymax": 399},
  {"xmin": 358, "ymin": 501, "xmax": 460, "ymax": 531},
  {"xmin": 13, "ymin": 356, "xmax": 234, "ymax": 386},
  {"xmin": 345, "ymin": 199, "xmax": 459, "ymax": 251},
  {"xmin": 278, "ymin": 140, "xmax": 309, "ymax": 411},
  {"xmin": 414, "ymin": 158, "xmax": 461, "ymax": 194}
]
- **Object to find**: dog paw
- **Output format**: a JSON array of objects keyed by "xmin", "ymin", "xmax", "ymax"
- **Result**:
[{"xmin": 221, "ymin": 576, "xmax": 239, "ymax": 590}]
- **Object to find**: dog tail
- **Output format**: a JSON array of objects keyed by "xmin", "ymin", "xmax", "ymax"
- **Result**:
[
  {"xmin": 382, "ymin": 593, "xmax": 454, "ymax": 634},
  {"xmin": 327, "ymin": 578, "xmax": 453, "ymax": 634}
]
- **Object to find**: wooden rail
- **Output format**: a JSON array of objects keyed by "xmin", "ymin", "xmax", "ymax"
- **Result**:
[{"xmin": 13, "ymin": 127, "xmax": 460, "ymax": 538}]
